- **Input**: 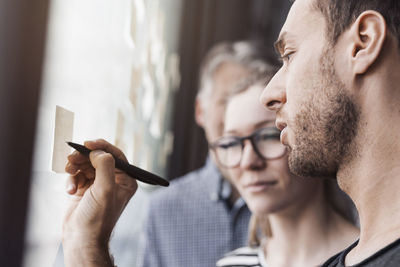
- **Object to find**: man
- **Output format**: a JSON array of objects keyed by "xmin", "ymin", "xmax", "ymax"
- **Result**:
[
  {"xmin": 261, "ymin": 0, "xmax": 400, "ymax": 266},
  {"xmin": 62, "ymin": 0, "xmax": 400, "ymax": 265},
  {"xmin": 137, "ymin": 41, "xmax": 274, "ymax": 267}
]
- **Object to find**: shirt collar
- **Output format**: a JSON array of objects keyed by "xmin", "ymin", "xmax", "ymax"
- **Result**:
[{"xmin": 204, "ymin": 156, "xmax": 242, "ymax": 206}]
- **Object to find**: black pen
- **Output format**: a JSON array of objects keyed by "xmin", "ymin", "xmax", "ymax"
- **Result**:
[{"xmin": 67, "ymin": 142, "xmax": 169, "ymax": 187}]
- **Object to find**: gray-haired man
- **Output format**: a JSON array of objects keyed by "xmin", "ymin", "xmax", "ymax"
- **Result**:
[{"xmin": 137, "ymin": 41, "xmax": 275, "ymax": 267}]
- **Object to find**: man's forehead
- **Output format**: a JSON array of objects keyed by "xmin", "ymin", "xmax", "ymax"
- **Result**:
[{"xmin": 276, "ymin": 0, "xmax": 322, "ymax": 51}]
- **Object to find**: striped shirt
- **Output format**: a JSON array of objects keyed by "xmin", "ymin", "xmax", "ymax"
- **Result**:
[{"xmin": 216, "ymin": 246, "xmax": 267, "ymax": 267}]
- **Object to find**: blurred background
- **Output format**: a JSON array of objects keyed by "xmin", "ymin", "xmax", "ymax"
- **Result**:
[{"xmin": 0, "ymin": 0, "xmax": 290, "ymax": 266}]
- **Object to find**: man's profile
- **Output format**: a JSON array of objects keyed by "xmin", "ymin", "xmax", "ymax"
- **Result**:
[{"xmin": 262, "ymin": 0, "xmax": 400, "ymax": 266}]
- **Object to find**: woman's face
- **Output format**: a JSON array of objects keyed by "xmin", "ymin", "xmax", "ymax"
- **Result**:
[{"xmin": 223, "ymin": 84, "xmax": 319, "ymax": 216}]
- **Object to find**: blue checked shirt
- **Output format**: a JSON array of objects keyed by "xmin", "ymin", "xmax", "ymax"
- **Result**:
[{"xmin": 137, "ymin": 157, "xmax": 251, "ymax": 267}]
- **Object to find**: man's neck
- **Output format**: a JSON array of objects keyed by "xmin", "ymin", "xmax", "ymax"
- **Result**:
[
  {"xmin": 339, "ymin": 160, "xmax": 400, "ymax": 265},
  {"xmin": 337, "ymin": 87, "xmax": 400, "ymax": 264}
]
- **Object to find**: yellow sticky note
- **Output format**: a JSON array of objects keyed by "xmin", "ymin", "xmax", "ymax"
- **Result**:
[{"xmin": 52, "ymin": 105, "xmax": 74, "ymax": 173}]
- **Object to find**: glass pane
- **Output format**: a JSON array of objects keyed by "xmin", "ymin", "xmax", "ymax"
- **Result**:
[{"xmin": 24, "ymin": 1, "xmax": 183, "ymax": 266}]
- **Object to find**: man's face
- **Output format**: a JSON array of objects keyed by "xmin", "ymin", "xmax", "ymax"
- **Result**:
[
  {"xmin": 260, "ymin": 0, "xmax": 359, "ymax": 178},
  {"xmin": 200, "ymin": 62, "xmax": 251, "ymax": 143}
]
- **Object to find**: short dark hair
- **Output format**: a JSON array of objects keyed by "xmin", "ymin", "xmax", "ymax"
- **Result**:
[{"xmin": 313, "ymin": 0, "xmax": 400, "ymax": 49}]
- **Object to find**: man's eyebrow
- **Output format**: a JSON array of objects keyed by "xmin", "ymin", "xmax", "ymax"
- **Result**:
[{"xmin": 274, "ymin": 32, "xmax": 287, "ymax": 56}]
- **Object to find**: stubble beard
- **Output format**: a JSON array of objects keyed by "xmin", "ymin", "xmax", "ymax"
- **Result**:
[{"xmin": 288, "ymin": 49, "xmax": 360, "ymax": 179}]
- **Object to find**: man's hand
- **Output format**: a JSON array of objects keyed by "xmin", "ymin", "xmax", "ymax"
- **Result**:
[{"xmin": 62, "ymin": 139, "xmax": 138, "ymax": 267}]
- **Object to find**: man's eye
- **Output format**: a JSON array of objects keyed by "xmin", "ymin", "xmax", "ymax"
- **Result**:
[{"xmin": 281, "ymin": 51, "xmax": 294, "ymax": 63}]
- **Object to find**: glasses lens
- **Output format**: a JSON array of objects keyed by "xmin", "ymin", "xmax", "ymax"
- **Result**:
[
  {"xmin": 255, "ymin": 128, "xmax": 286, "ymax": 159},
  {"xmin": 214, "ymin": 137, "xmax": 242, "ymax": 167}
]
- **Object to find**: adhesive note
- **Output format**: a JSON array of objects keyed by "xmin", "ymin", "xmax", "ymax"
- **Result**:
[
  {"xmin": 164, "ymin": 131, "xmax": 174, "ymax": 157},
  {"xmin": 133, "ymin": 129, "xmax": 143, "ymax": 163},
  {"xmin": 115, "ymin": 110, "xmax": 127, "ymax": 154},
  {"xmin": 149, "ymin": 101, "xmax": 161, "ymax": 139},
  {"xmin": 140, "ymin": 145, "xmax": 153, "ymax": 171},
  {"xmin": 167, "ymin": 53, "xmax": 181, "ymax": 91},
  {"xmin": 134, "ymin": 0, "xmax": 145, "ymax": 23},
  {"xmin": 129, "ymin": 67, "xmax": 142, "ymax": 109},
  {"xmin": 142, "ymin": 73, "xmax": 155, "ymax": 120},
  {"xmin": 158, "ymin": 131, "xmax": 174, "ymax": 169},
  {"xmin": 52, "ymin": 105, "xmax": 74, "ymax": 173},
  {"xmin": 130, "ymin": 1, "xmax": 137, "ymax": 46}
]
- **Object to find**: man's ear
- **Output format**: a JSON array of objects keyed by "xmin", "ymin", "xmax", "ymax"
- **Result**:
[
  {"xmin": 350, "ymin": 11, "xmax": 387, "ymax": 75},
  {"xmin": 195, "ymin": 98, "xmax": 205, "ymax": 128}
]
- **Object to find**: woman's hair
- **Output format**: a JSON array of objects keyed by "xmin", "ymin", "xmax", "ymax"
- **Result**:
[
  {"xmin": 248, "ymin": 214, "xmax": 271, "ymax": 247},
  {"xmin": 226, "ymin": 72, "xmax": 359, "ymax": 248}
]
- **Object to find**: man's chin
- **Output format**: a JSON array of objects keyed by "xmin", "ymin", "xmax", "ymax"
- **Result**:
[{"xmin": 288, "ymin": 150, "xmax": 337, "ymax": 179}]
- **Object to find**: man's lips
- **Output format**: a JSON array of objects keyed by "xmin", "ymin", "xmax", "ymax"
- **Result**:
[
  {"xmin": 276, "ymin": 119, "xmax": 288, "ymax": 146},
  {"xmin": 275, "ymin": 120, "xmax": 287, "ymax": 131},
  {"xmin": 280, "ymin": 127, "xmax": 288, "ymax": 146}
]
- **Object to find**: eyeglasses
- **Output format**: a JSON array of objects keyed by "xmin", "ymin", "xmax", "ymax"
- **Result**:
[{"xmin": 209, "ymin": 127, "xmax": 286, "ymax": 168}]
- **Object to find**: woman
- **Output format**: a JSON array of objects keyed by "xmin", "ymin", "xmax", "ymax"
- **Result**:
[{"xmin": 211, "ymin": 74, "xmax": 359, "ymax": 267}]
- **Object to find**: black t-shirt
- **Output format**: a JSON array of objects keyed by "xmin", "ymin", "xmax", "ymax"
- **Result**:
[{"xmin": 321, "ymin": 237, "xmax": 400, "ymax": 267}]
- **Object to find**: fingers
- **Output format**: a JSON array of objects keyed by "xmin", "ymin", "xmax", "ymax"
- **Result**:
[
  {"xmin": 66, "ymin": 151, "xmax": 90, "ymax": 175},
  {"xmin": 115, "ymin": 175, "xmax": 138, "ymax": 194},
  {"xmin": 66, "ymin": 175, "xmax": 78, "ymax": 194},
  {"xmin": 66, "ymin": 161, "xmax": 94, "ymax": 175},
  {"xmin": 85, "ymin": 139, "xmax": 128, "ymax": 162},
  {"xmin": 66, "ymin": 172, "xmax": 93, "ymax": 196},
  {"xmin": 66, "ymin": 139, "xmax": 134, "ymax": 198},
  {"xmin": 67, "ymin": 150, "xmax": 88, "ymax": 164},
  {"xmin": 89, "ymin": 150, "xmax": 116, "ymax": 192}
]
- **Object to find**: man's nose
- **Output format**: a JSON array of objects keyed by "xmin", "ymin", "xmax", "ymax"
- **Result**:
[{"xmin": 260, "ymin": 70, "xmax": 286, "ymax": 112}]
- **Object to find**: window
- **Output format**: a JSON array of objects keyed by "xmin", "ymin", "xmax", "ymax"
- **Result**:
[{"xmin": 23, "ymin": 1, "xmax": 182, "ymax": 266}]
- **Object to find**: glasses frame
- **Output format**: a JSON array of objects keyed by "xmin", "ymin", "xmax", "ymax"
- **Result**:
[{"xmin": 209, "ymin": 127, "xmax": 286, "ymax": 168}]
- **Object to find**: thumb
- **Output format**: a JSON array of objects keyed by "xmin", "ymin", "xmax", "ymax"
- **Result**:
[{"xmin": 89, "ymin": 150, "xmax": 116, "ymax": 193}]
